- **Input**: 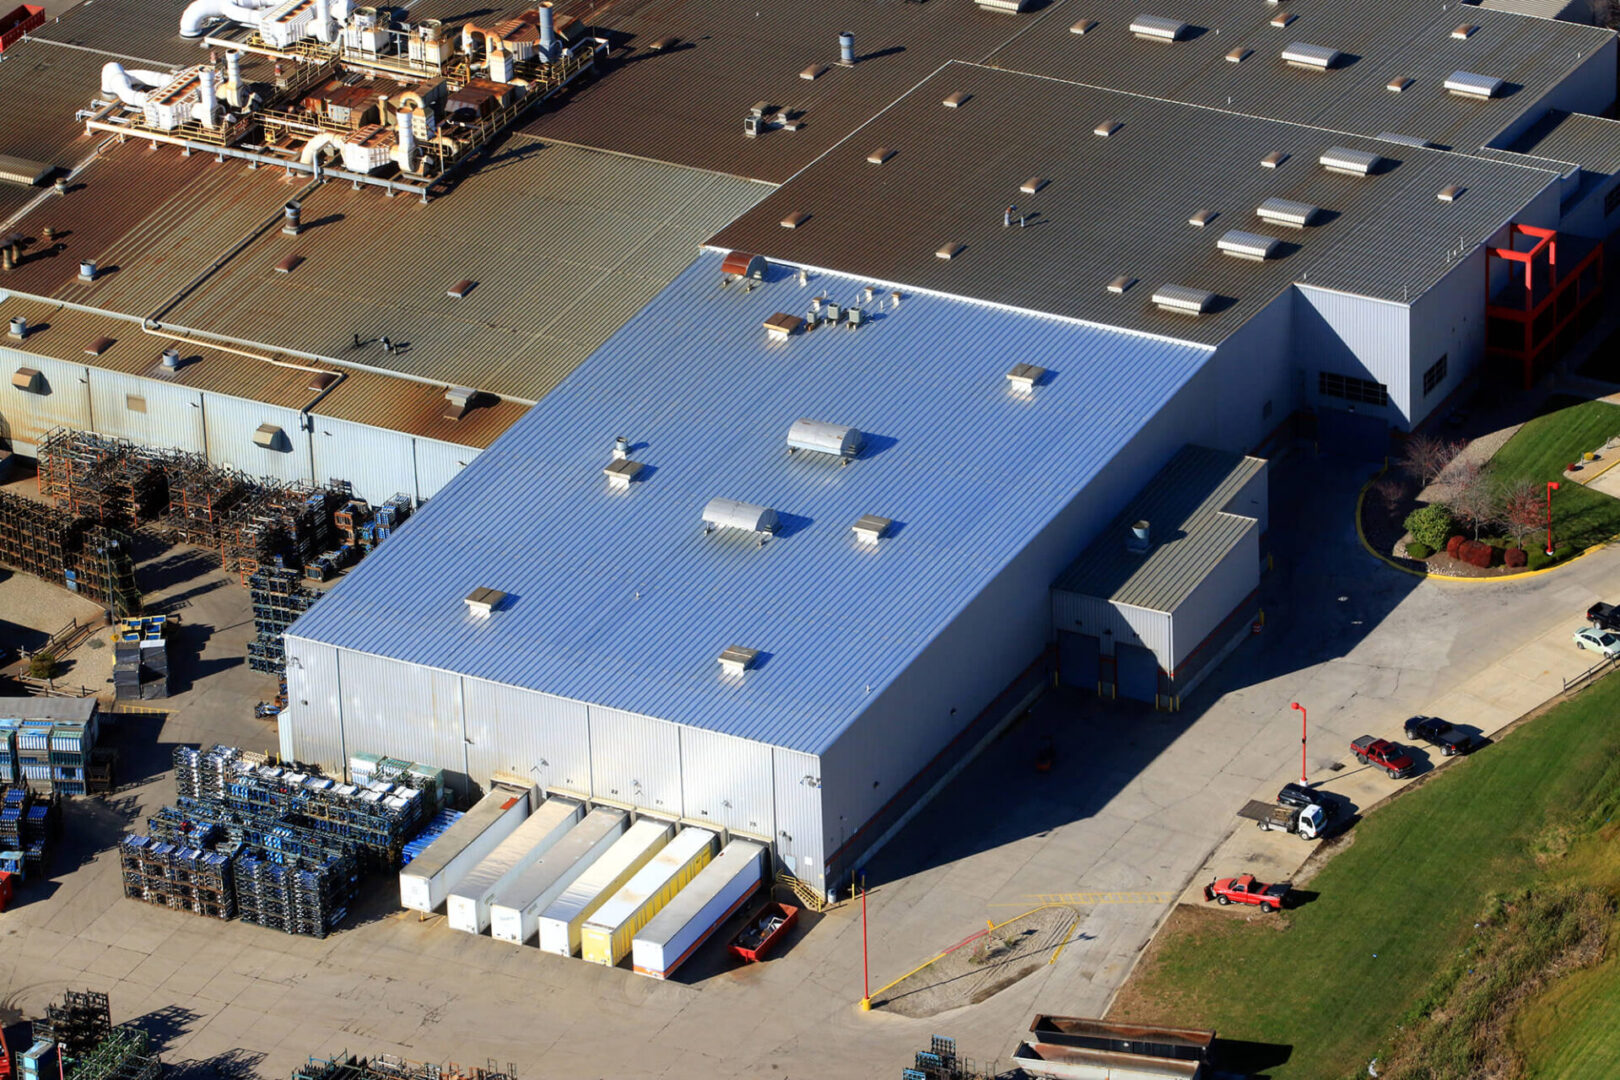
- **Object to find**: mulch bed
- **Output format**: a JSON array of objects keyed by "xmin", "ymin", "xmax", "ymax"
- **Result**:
[{"xmin": 1360, "ymin": 475, "xmax": 1528, "ymax": 578}]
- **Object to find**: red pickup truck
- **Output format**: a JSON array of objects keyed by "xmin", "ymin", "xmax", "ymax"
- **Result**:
[
  {"xmin": 1351, "ymin": 736, "xmax": 1415, "ymax": 778},
  {"xmin": 1204, "ymin": 874, "xmax": 1290, "ymax": 912}
]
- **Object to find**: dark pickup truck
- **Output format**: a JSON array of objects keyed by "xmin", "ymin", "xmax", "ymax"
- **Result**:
[
  {"xmin": 1588, "ymin": 602, "xmax": 1620, "ymax": 632},
  {"xmin": 1351, "ymin": 736, "xmax": 1416, "ymax": 778},
  {"xmin": 1404, "ymin": 716, "xmax": 1472, "ymax": 757}
]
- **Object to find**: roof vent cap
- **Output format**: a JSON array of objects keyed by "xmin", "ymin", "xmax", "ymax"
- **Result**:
[
  {"xmin": 1218, "ymin": 229, "xmax": 1283, "ymax": 260},
  {"xmin": 464, "ymin": 586, "xmax": 506, "ymax": 617},
  {"xmin": 1451, "ymin": 22, "xmax": 1477, "ymax": 39},
  {"xmin": 1006, "ymin": 362, "xmax": 1046, "ymax": 391},
  {"xmin": 718, "ymin": 645, "xmax": 760, "ymax": 677},
  {"xmin": 1257, "ymin": 196, "xmax": 1321, "ymax": 227},
  {"xmin": 1281, "ymin": 42, "xmax": 1341, "ymax": 69},
  {"xmin": 1445, "ymin": 71, "xmax": 1503, "ymax": 98},
  {"xmin": 161, "ymin": 346, "xmax": 182, "ymax": 370},
  {"xmin": 1070, "ymin": 18, "xmax": 1097, "ymax": 33},
  {"xmin": 1152, "ymin": 284, "xmax": 1218, "ymax": 315},
  {"xmin": 78, "ymin": 260, "xmax": 97, "ymax": 282},
  {"xmin": 1107, "ymin": 274, "xmax": 1136, "ymax": 294},
  {"xmin": 7, "ymin": 316, "xmax": 26, "ymax": 340},
  {"xmin": 1320, "ymin": 146, "xmax": 1385, "ymax": 175},
  {"xmin": 787, "ymin": 418, "xmax": 863, "ymax": 460},
  {"xmin": 1094, "ymin": 119, "xmax": 1122, "ymax": 137},
  {"xmin": 721, "ymin": 250, "xmax": 768, "ymax": 279},
  {"xmin": 1129, "ymin": 14, "xmax": 1188, "ymax": 40},
  {"xmin": 1126, "ymin": 520, "xmax": 1152, "ymax": 555},
  {"xmin": 1438, "ymin": 184, "xmax": 1464, "ymax": 202},
  {"xmin": 1375, "ymin": 132, "xmax": 1437, "ymax": 149},
  {"xmin": 703, "ymin": 498, "xmax": 779, "ymax": 534},
  {"xmin": 942, "ymin": 90, "xmax": 971, "ymax": 108},
  {"xmin": 852, "ymin": 514, "xmax": 892, "ymax": 545},
  {"xmin": 604, "ymin": 458, "xmax": 644, "ymax": 489}
]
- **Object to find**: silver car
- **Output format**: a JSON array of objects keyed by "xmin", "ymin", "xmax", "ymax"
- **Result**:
[{"xmin": 1573, "ymin": 626, "xmax": 1620, "ymax": 658}]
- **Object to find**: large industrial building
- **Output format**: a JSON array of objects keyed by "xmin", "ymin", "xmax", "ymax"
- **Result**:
[{"xmin": 5, "ymin": 0, "xmax": 1620, "ymax": 897}]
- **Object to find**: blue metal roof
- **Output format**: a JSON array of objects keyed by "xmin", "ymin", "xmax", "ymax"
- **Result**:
[{"xmin": 287, "ymin": 250, "xmax": 1213, "ymax": 755}]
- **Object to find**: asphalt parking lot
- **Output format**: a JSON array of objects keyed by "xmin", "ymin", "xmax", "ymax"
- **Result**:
[{"xmin": 2, "ymin": 450, "xmax": 1614, "ymax": 1078}]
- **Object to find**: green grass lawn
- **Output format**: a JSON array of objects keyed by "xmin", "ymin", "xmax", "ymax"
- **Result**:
[
  {"xmin": 1112, "ymin": 672, "xmax": 1620, "ymax": 1079},
  {"xmin": 1491, "ymin": 397, "xmax": 1620, "ymax": 550}
]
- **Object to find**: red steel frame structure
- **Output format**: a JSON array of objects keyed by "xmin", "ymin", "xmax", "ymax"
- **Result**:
[{"xmin": 1486, "ymin": 224, "xmax": 1603, "ymax": 389}]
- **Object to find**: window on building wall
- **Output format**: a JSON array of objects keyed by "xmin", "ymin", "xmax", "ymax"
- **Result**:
[
  {"xmin": 1422, "ymin": 354, "xmax": 1448, "ymax": 397},
  {"xmin": 1318, "ymin": 371, "xmax": 1388, "ymax": 407}
]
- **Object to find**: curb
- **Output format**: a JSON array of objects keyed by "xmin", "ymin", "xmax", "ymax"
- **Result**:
[{"xmin": 1355, "ymin": 470, "xmax": 1609, "ymax": 583}]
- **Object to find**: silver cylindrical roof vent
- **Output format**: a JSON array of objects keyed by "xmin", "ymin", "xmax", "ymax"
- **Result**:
[
  {"xmin": 161, "ymin": 346, "xmax": 181, "ymax": 370},
  {"xmin": 838, "ymin": 31, "xmax": 855, "ymax": 65}
]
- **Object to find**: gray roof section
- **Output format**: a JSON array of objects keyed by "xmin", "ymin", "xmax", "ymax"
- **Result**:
[
  {"xmin": 983, "ymin": 0, "xmax": 1615, "ymax": 152},
  {"xmin": 287, "ymin": 251, "xmax": 1214, "ymax": 755},
  {"xmin": 33, "ymin": 0, "xmax": 211, "ymax": 67},
  {"xmin": 1507, "ymin": 109, "xmax": 1620, "ymax": 175},
  {"xmin": 711, "ymin": 64, "xmax": 1557, "ymax": 346},
  {"xmin": 1478, "ymin": 0, "xmax": 1591, "ymax": 22},
  {"xmin": 0, "ymin": 697, "xmax": 98, "ymax": 722},
  {"xmin": 0, "ymin": 42, "xmax": 127, "ymax": 223},
  {"xmin": 1053, "ymin": 445, "xmax": 1262, "ymax": 613}
]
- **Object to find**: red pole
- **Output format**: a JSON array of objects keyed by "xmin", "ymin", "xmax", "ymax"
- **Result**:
[
  {"xmin": 860, "ymin": 881, "xmax": 871, "ymax": 1011},
  {"xmin": 1291, "ymin": 702, "xmax": 1307, "ymax": 785},
  {"xmin": 1546, "ymin": 481, "xmax": 1560, "ymax": 556}
]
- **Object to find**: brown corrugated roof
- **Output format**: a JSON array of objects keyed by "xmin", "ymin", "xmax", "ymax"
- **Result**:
[{"xmin": 312, "ymin": 370, "xmax": 527, "ymax": 449}]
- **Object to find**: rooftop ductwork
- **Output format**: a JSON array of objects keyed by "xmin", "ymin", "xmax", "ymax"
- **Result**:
[
  {"xmin": 703, "ymin": 498, "xmax": 779, "ymax": 535},
  {"xmin": 1445, "ymin": 71, "xmax": 1504, "ymax": 99},
  {"xmin": 1320, "ymin": 146, "xmax": 1386, "ymax": 176},
  {"xmin": 1281, "ymin": 42, "xmax": 1343, "ymax": 69},
  {"xmin": 1152, "ymin": 284, "xmax": 1218, "ymax": 315},
  {"xmin": 1129, "ymin": 14, "xmax": 1189, "ymax": 41},
  {"xmin": 1217, "ymin": 229, "xmax": 1283, "ymax": 261},
  {"xmin": 1256, "ymin": 196, "xmax": 1322, "ymax": 227},
  {"xmin": 787, "ymin": 418, "xmax": 863, "ymax": 460}
]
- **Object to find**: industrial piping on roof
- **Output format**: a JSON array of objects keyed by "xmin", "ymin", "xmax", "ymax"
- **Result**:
[
  {"xmin": 225, "ymin": 50, "xmax": 245, "ymax": 109},
  {"xmin": 178, "ymin": 0, "xmax": 277, "ymax": 38},
  {"xmin": 539, "ymin": 2, "xmax": 557, "ymax": 60},
  {"xmin": 394, "ymin": 107, "xmax": 418, "ymax": 173},
  {"xmin": 198, "ymin": 68, "xmax": 219, "ymax": 129},
  {"xmin": 99, "ymin": 63, "xmax": 174, "ymax": 107}
]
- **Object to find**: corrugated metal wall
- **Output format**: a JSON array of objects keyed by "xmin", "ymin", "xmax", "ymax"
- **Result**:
[
  {"xmin": 310, "ymin": 416, "xmax": 418, "ymax": 505},
  {"xmin": 1167, "ymin": 526, "xmax": 1260, "ymax": 670},
  {"xmin": 338, "ymin": 649, "xmax": 469, "ymax": 782},
  {"xmin": 678, "ymin": 727, "xmax": 775, "ymax": 839},
  {"xmin": 202, "ymin": 395, "xmax": 313, "ymax": 484},
  {"xmin": 285, "ymin": 640, "xmax": 346, "ymax": 765},
  {"xmin": 462, "ymin": 677, "xmax": 592, "ymax": 796},
  {"xmin": 87, "ymin": 369, "xmax": 206, "ymax": 452},
  {"xmin": 586, "ymin": 705, "xmax": 683, "ymax": 817},
  {"xmin": 414, "ymin": 438, "xmax": 477, "ymax": 502},
  {"xmin": 1050, "ymin": 591, "xmax": 1174, "ymax": 658},
  {"xmin": 1194, "ymin": 292, "xmax": 1295, "ymax": 453},
  {"xmin": 1295, "ymin": 285, "xmax": 1412, "ymax": 423},
  {"xmin": 0, "ymin": 349, "xmax": 91, "ymax": 453},
  {"xmin": 771, "ymin": 747, "xmax": 822, "ymax": 885},
  {"xmin": 1407, "ymin": 249, "xmax": 1486, "ymax": 428}
]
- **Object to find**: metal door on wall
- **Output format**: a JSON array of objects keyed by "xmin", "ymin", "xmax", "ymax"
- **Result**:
[
  {"xmin": 1058, "ymin": 631, "xmax": 1100, "ymax": 690},
  {"xmin": 1315, "ymin": 408, "xmax": 1389, "ymax": 460},
  {"xmin": 1117, "ymin": 644, "xmax": 1160, "ymax": 704}
]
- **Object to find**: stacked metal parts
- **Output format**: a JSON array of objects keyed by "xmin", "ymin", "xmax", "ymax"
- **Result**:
[
  {"xmin": 36, "ymin": 428, "xmax": 170, "ymax": 528},
  {"xmin": 0, "ymin": 490, "xmax": 140, "ymax": 614},
  {"xmin": 122, "ymin": 744, "xmax": 443, "ymax": 937},
  {"xmin": 113, "ymin": 615, "xmax": 170, "ymax": 701},
  {"xmin": 0, "ymin": 785, "xmax": 61, "ymax": 882},
  {"xmin": 290, "ymin": 1052, "xmax": 518, "ymax": 1080},
  {"xmin": 7, "ymin": 712, "xmax": 100, "ymax": 796},
  {"xmin": 21, "ymin": 991, "xmax": 162, "ymax": 1080}
]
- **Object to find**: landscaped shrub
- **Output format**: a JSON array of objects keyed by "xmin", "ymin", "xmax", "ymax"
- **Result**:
[
  {"xmin": 26, "ymin": 652, "xmax": 55, "ymax": 679},
  {"xmin": 1446, "ymin": 535, "xmax": 1466, "ymax": 558},
  {"xmin": 1528, "ymin": 549, "xmax": 1554, "ymax": 571},
  {"xmin": 1555, "ymin": 544, "xmax": 1575, "ymax": 562},
  {"xmin": 1407, "ymin": 542, "xmax": 1434, "ymax": 560},
  {"xmin": 1505, "ymin": 547, "xmax": 1527, "ymax": 568},
  {"xmin": 1458, "ymin": 540, "xmax": 1495, "ymax": 568},
  {"xmin": 1404, "ymin": 505, "xmax": 1454, "ymax": 550}
]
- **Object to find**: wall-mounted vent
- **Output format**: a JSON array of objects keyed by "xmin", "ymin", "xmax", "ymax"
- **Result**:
[
  {"xmin": 1269, "ymin": 12, "xmax": 1295, "ymax": 27},
  {"xmin": 125, "ymin": 394, "xmax": 146, "ymax": 414},
  {"xmin": 787, "ymin": 418, "xmax": 864, "ymax": 460},
  {"xmin": 253, "ymin": 423, "xmax": 286, "ymax": 450},
  {"xmin": 721, "ymin": 250, "xmax": 768, "ymax": 279},
  {"xmin": 1451, "ymin": 22, "xmax": 1476, "ymax": 39},
  {"xmin": 1261, "ymin": 150, "xmax": 1289, "ymax": 168},
  {"xmin": 1129, "ymin": 14, "xmax": 1188, "ymax": 40},
  {"xmin": 603, "ymin": 458, "xmax": 644, "ymax": 489},
  {"xmin": 942, "ymin": 90, "xmax": 971, "ymax": 108},
  {"xmin": 1188, "ymin": 208, "xmax": 1218, "ymax": 227},
  {"xmin": 1320, "ymin": 146, "xmax": 1385, "ymax": 175},
  {"xmin": 852, "ymin": 514, "xmax": 892, "ymax": 544},
  {"xmin": 464, "ymin": 586, "xmax": 506, "ymax": 617},
  {"xmin": 764, "ymin": 313, "xmax": 804, "ymax": 340},
  {"xmin": 1387, "ymin": 76, "xmax": 1413, "ymax": 92},
  {"xmin": 937, "ymin": 241, "xmax": 964, "ymax": 260},
  {"xmin": 443, "ymin": 386, "xmax": 477, "ymax": 420},
  {"xmin": 1107, "ymin": 275, "xmax": 1136, "ymax": 294},
  {"xmin": 1376, "ymin": 132, "xmax": 1436, "ymax": 149},
  {"xmin": 1020, "ymin": 176, "xmax": 1047, "ymax": 194},
  {"xmin": 1226, "ymin": 47, "xmax": 1250, "ymax": 63},
  {"xmin": 867, "ymin": 147, "xmax": 895, "ymax": 165},
  {"xmin": 1006, "ymin": 362, "xmax": 1046, "ymax": 391},
  {"xmin": 703, "ymin": 497, "xmax": 779, "ymax": 534},
  {"xmin": 1281, "ymin": 42, "xmax": 1340, "ymax": 68},
  {"xmin": 85, "ymin": 336, "xmax": 114, "ymax": 356},
  {"xmin": 1257, "ymin": 196, "xmax": 1321, "ymax": 226},
  {"xmin": 11, "ymin": 367, "xmax": 41, "ymax": 393},
  {"xmin": 1152, "ymin": 284, "xmax": 1217, "ymax": 315},
  {"xmin": 1070, "ymin": 18, "xmax": 1097, "ymax": 33},
  {"xmin": 1438, "ymin": 184, "xmax": 1464, "ymax": 202},
  {"xmin": 1445, "ymin": 71, "xmax": 1503, "ymax": 98},
  {"xmin": 1094, "ymin": 119, "xmax": 1122, "ymax": 137},
  {"xmin": 780, "ymin": 211, "xmax": 810, "ymax": 228},
  {"xmin": 1218, "ymin": 229, "xmax": 1283, "ymax": 260},
  {"xmin": 718, "ymin": 645, "xmax": 760, "ymax": 677}
]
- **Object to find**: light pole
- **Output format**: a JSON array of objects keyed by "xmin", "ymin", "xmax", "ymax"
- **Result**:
[
  {"xmin": 859, "ymin": 878, "xmax": 871, "ymax": 1012},
  {"xmin": 1546, "ymin": 481, "xmax": 1560, "ymax": 556},
  {"xmin": 1291, "ymin": 702, "xmax": 1307, "ymax": 785}
]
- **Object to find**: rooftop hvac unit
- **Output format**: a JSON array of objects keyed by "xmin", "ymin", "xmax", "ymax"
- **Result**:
[
  {"xmin": 851, "ymin": 514, "xmax": 893, "ymax": 545},
  {"xmin": 1217, "ymin": 230, "xmax": 1282, "ymax": 261},
  {"xmin": 1256, "ymin": 196, "xmax": 1321, "ymax": 227},
  {"xmin": 717, "ymin": 645, "xmax": 760, "ymax": 677},
  {"xmin": 1129, "ymin": 14, "xmax": 1189, "ymax": 41},
  {"xmin": 786, "ymin": 418, "xmax": 863, "ymax": 460},
  {"xmin": 465, "ymin": 586, "xmax": 506, "ymax": 616},
  {"xmin": 1006, "ymin": 363, "xmax": 1046, "ymax": 391},
  {"xmin": 1445, "ymin": 71, "xmax": 1504, "ymax": 98},
  {"xmin": 1281, "ymin": 42, "xmax": 1342, "ymax": 69},
  {"xmin": 1320, "ymin": 146, "xmax": 1386, "ymax": 176},
  {"xmin": 702, "ymin": 498, "xmax": 779, "ymax": 535},
  {"xmin": 1152, "ymin": 284, "xmax": 1218, "ymax": 315}
]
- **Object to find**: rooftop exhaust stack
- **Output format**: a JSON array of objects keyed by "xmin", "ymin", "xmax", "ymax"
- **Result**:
[
  {"xmin": 1126, "ymin": 520, "xmax": 1152, "ymax": 555},
  {"xmin": 226, "ymin": 51, "xmax": 243, "ymax": 107},
  {"xmin": 395, "ymin": 106, "xmax": 418, "ymax": 172},
  {"xmin": 160, "ymin": 346, "xmax": 181, "ymax": 370},
  {"xmin": 612, "ymin": 435, "xmax": 630, "ymax": 460},
  {"xmin": 539, "ymin": 2, "xmax": 556, "ymax": 60},
  {"xmin": 78, "ymin": 259, "xmax": 97, "ymax": 282},
  {"xmin": 282, "ymin": 201, "xmax": 301, "ymax": 236},
  {"xmin": 7, "ymin": 317, "xmax": 26, "ymax": 340},
  {"xmin": 838, "ymin": 31, "xmax": 855, "ymax": 66},
  {"xmin": 198, "ymin": 67, "xmax": 219, "ymax": 128}
]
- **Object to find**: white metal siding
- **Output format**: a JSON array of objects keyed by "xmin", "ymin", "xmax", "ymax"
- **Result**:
[
  {"xmin": 284, "ymin": 640, "xmax": 346, "ymax": 768},
  {"xmin": 462, "ymin": 678, "xmax": 592, "ymax": 796},
  {"xmin": 0, "ymin": 349, "xmax": 91, "ymax": 454},
  {"xmin": 1200, "ymin": 293, "xmax": 1295, "ymax": 452},
  {"xmin": 587, "ymin": 705, "xmax": 682, "ymax": 817},
  {"xmin": 310, "ymin": 416, "xmax": 418, "ymax": 505},
  {"xmin": 771, "ymin": 747, "xmax": 821, "ymax": 885},
  {"xmin": 1167, "ymin": 526, "xmax": 1260, "ymax": 670},
  {"xmin": 336, "ymin": 648, "xmax": 469, "ymax": 784},
  {"xmin": 1407, "ymin": 248, "xmax": 1486, "ymax": 428},
  {"xmin": 678, "ymin": 727, "xmax": 775, "ymax": 838},
  {"xmin": 202, "ymin": 395, "xmax": 313, "ymax": 484},
  {"xmin": 414, "ymin": 438, "xmax": 479, "ymax": 502},
  {"xmin": 87, "ymin": 370, "xmax": 206, "ymax": 452},
  {"xmin": 1225, "ymin": 463, "xmax": 1269, "ymax": 536},
  {"xmin": 1294, "ymin": 285, "xmax": 1412, "ymax": 424},
  {"xmin": 1050, "ymin": 591, "xmax": 1174, "ymax": 658}
]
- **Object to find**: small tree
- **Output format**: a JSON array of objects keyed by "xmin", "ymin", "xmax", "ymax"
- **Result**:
[
  {"xmin": 26, "ymin": 652, "xmax": 56, "ymax": 680},
  {"xmin": 1500, "ymin": 479, "xmax": 1546, "ymax": 550},
  {"xmin": 1404, "ymin": 504, "xmax": 1454, "ymax": 550},
  {"xmin": 1400, "ymin": 434, "xmax": 1463, "ymax": 488},
  {"xmin": 1446, "ymin": 460, "xmax": 1502, "ymax": 541}
]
